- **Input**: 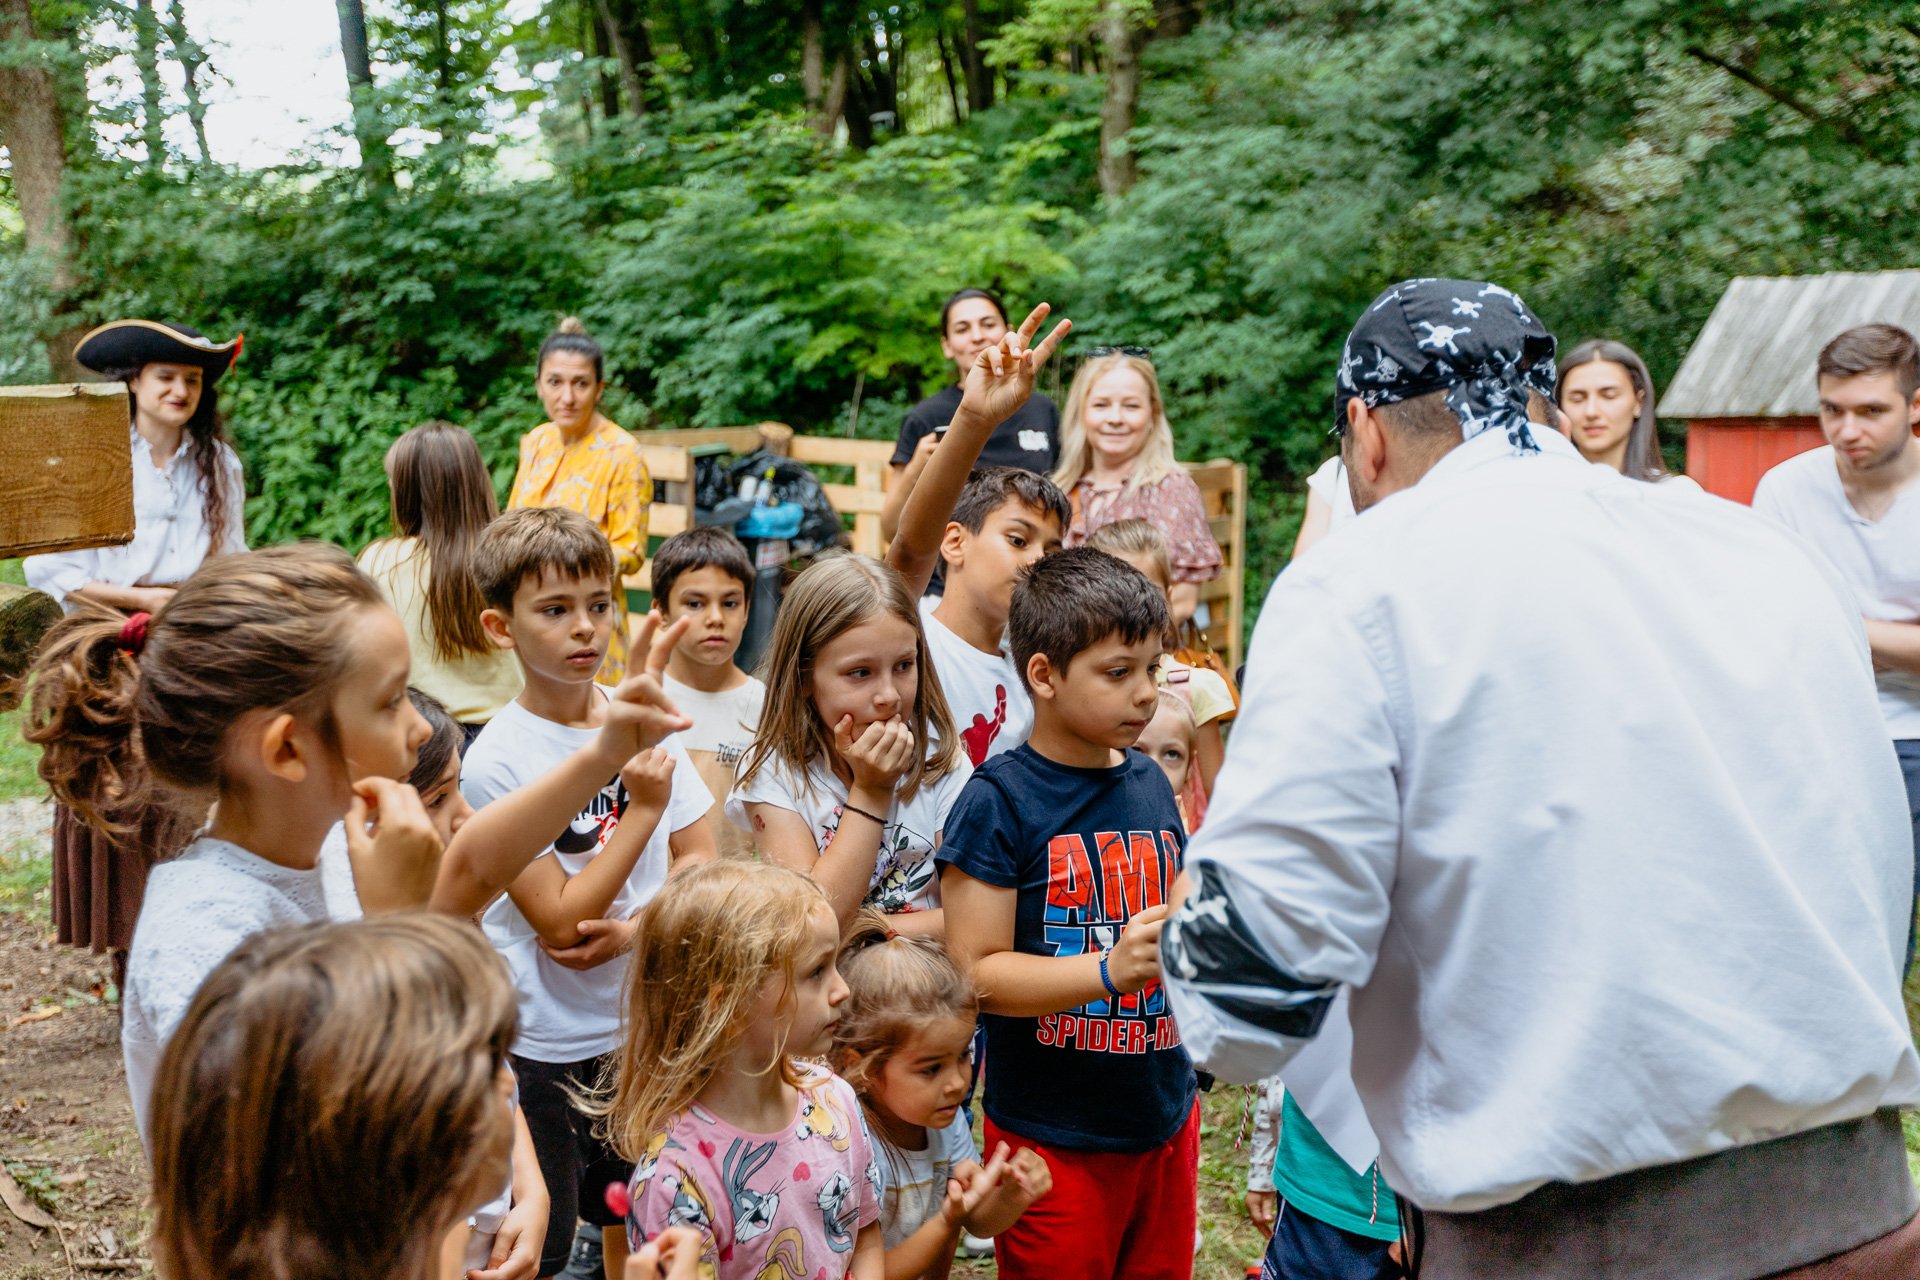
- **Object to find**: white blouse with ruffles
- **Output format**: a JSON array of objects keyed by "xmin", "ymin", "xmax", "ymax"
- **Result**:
[{"xmin": 25, "ymin": 425, "xmax": 246, "ymax": 606}]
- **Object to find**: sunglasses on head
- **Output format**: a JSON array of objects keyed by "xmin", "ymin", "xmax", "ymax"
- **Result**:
[{"xmin": 1086, "ymin": 344, "xmax": 1154, "ymax": 360}]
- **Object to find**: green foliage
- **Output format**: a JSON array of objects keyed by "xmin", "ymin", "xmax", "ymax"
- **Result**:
[{"xmin": 12, "ymin": 0, "xmax": 1920, "ymax": 604}]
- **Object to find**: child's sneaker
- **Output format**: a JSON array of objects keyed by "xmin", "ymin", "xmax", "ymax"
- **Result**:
[{"xmin": 958, "ymin": 1231, "xmax": 994, "ymax": 1259}]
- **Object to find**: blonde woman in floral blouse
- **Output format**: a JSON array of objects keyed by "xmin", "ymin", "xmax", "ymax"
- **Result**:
[
  {"xmin": 1054, "ymin": 349, "xmax": 1222, "ymax": 625},
  {"xmin": 508, "ymin": 317, "xmax": 652, "ymax": 682}
]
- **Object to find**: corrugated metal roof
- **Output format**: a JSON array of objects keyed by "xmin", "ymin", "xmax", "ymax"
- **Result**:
[{"xmin": 1657, "ymin": 270, "xmax": 1920, "ymax": 419}]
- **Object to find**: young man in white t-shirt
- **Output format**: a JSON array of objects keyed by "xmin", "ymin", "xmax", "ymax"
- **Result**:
[
  {"xmin": 465, "ymin": 507, "xmax": 717, "ymax": 1280},
  {"xmin": 1752, "ymin": 322, "xmax": 1920, "ymax": 962},
  {"xmin": 651, "ymin": 528, "xmax": 767, "ymax": 858}
]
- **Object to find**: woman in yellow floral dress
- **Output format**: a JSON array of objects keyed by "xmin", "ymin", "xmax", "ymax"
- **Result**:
[{"xmin": 508, "ymin": 316, "xmax": 652, "ymax": 682}]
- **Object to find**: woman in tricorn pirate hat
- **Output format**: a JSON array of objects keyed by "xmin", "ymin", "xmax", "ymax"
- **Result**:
[{"xmin": 24, "ymin": 319, "xmax": 247, "ymax": 988}]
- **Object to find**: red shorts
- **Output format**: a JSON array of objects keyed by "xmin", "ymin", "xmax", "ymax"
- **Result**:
[{"xmin": 984, "ymin": 1100, "xmax": 1201, "ymax": 1280}]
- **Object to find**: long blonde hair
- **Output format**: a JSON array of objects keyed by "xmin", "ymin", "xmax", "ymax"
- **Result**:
[
  {"xmin": 150, "ymin": 915, "xmax": 518, "ymax": 1280},
  {"xmin": 592, "ymin": 861, "xmax": 829, "ymax": 1161},
  {"xmin": 736, "ymin": 553, "xmax": 961, "ymax": 803},
  {"xmin": 1053, "ymin": 353, "xmax": 1179, "ymax": 493}
]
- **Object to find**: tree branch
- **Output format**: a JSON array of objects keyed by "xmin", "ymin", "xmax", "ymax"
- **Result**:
[{"xmin": 1683, "ymin": 43, "xmax": 1893, "ymax": 163}]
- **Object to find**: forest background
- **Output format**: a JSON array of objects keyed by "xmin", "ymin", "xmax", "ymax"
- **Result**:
[{"xmin": 6, "ymin": 0, "xmax": 1920, "ymax": 603}]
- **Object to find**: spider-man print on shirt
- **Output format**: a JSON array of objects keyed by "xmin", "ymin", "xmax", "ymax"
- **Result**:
[{"xmin": 552, "ymin": 775, "xmax": 628, "ymax": 856}]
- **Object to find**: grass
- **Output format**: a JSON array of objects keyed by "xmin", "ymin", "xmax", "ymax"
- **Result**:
[
  {"xmin": 0, "ymin": 559, "xmax": 45, "ymax": 804},
  {"xmin": 0, "ymin": 834, "xmax": 51, "ymax": 922},
  {"xmin": 0, "ymin": 707, "xmax": 45, "ymax": 803}
]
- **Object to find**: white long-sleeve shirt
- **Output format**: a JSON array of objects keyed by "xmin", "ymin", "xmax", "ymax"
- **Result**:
[
  {"xmin": 1164, "ymin": 427, "xmax": 1920, "ymax": 1214},
  {"xmin": 25, "ymin": 426, "xmax": 245, "ymax": 605}
]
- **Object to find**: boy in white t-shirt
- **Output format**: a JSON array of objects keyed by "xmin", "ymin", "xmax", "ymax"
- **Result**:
[
  {"xmin": 652, "ymin": 528, "xmax": 767, "ymax": 858},
  {"xmin": 884, "ymin": 305, "xmax": 1072, "ymax": 766},
  {"xmin": 889, "ymin": 463, "xmax": 1071, "ymax": 766},
  {"xmin": 465, "ymin": 507, "xmax": 718, "ymax": 1280}
]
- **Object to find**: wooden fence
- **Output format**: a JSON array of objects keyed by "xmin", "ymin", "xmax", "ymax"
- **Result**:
[{"xmin": 624, "ymin": 423, "xmax": 1248, "ymax": 673}]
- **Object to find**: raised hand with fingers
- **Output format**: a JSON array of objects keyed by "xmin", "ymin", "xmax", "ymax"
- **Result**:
[
  {"xmin": 597, "ymin": 611, "xmax": 694, "ymax": 771},
  {"xmin": 953, "ymin": 302, "xmax": 1073, "ymax": 434},
  {"xmin": 344, "ymin": 776, "xmax": 442, "ymax": 913},
  {"xmin": 941, "ymin": 1144, "xmax": 1012, "ymax": 1227}
]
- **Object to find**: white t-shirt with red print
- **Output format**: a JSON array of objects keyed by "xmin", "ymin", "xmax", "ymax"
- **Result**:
[{"xmin": 920, "ymin": 596, "xmax": 1031, "ymax": 766}]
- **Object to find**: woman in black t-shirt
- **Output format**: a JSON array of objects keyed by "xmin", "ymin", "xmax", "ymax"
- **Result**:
[{"xmin": 884, "ymin": 290, "xmax": 1061, "ymax": 541}]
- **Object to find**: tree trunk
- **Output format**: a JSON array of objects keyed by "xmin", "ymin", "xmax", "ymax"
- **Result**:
[
  {"xmin": 1097, "ymin": 0, "xmax": 1143, "ymax": 196},
  {"xmin": 1155, "ymin": 0, "xmax": 1199, "ymax": 39},
  {"xmin": 935, "ymin": 25, "xmax": 965, "ymax": 123},
  {"xmin": 132, "ymin": 0, "xmax": 166, "ymax": 168},
  {"xmin": 333, "ymin": 0, "xmax": 393, "ymax": 185},
  {"xmin": 594, "ymin": 0, "xmax": 646, "ymax": 117},
  {"xmin": 802, "ymin": 0, "xmax": 829, "ymax": 135},
  {"xmin": 0, "ymin": 0, "xmax": 84, "ymax": 379},
  {"xmin": 837, "ymin": 49, "xmax": 871, "ymax": 147},
  {"xmin": 960, "ymin": 0, "xmax": 992, "ymax": 111},
  {"xmin": 589, "ymin": 1, "xmax": 621, "ymax": 117},
  {"xmin": 162, "ymin": 0, "xmax": 211, "ymax": 164}
]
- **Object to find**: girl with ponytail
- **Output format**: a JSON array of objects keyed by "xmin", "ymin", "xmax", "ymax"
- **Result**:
[
  {"xmin": 829, "ymin": 910, "xmax": 1051, "ymax": 1277},
  {"xmin": 24, "ymin": 543, "xmax": 443, "ymax": 1145}
]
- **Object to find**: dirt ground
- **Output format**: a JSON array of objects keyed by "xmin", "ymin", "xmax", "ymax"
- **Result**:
[
  {"xmin": 0, "ymin": 792, "xmax": 1265, "ymax": 1280},
  {"xmin": 0, "ymin": 911, "xmax": 149, "ymax": 1279}
]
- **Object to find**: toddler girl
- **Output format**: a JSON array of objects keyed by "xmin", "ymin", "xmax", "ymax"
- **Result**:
[
  {"xmin": 832, "ymin": 911, "xmax": 1051, "ymax": 1278},
  {"xmin": 730, "ymin": 553, "xmax": 970, "ymax": 934},
  {"xmin": 26, "ymin": 544, "xmax": 443, "ymax": 1143},
  {"xmin": 595, "ymin": 860, "xmax": 884, "ymax": 1280}
]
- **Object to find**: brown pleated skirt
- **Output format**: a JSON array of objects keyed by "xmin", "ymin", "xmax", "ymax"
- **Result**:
[{"xmin": 50, "ymin": 801, "xmax": 196, "ymax": 954}]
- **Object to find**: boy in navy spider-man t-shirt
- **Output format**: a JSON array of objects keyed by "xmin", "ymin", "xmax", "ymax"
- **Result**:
[{"xmin": 939, "ymin": 547, "xmax": 1198, "ymax": 1280}]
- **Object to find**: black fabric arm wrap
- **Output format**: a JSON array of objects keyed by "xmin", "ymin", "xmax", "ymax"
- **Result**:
[{"xmin": 1163, "ymin": 860, "xmax": 1338, "ymax": 1040}]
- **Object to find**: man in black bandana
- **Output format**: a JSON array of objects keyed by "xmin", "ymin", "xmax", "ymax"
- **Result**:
[{"xmin": 1161, "ymin": 278, "xmax": 1920, "ymax": 1278}]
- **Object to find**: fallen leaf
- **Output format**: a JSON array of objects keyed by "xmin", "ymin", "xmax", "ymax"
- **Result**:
[
  {"xmin": 6, "ymin": 1006, "xmax": 61, "ymax": 1030},
  {"xmin": 0, "ymin": 1165, "xmax": 53, "ymax": 1229}
]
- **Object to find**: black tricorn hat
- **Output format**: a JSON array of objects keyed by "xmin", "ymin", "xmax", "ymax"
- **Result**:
[{"xmin": 72, "ymin": 320, "xmax": 242, "ymax": 382}]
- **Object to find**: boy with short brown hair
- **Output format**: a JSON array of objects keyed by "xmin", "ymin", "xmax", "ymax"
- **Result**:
[{"xmin": 939, "ymin": 547, "xmax": 1198, "ymax": 1279}]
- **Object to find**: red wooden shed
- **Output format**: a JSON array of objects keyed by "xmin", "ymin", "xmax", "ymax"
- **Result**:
[{"xmin": 1658, "ymin": 269, "xmax": 1920, "ymax": 503}]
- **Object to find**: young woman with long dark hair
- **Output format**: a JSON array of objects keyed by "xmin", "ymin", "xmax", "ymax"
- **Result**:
[
  {"xmin": 23, "ymin": 319, "xmax": 248, "ymax": 986},
  {"xmin": 1556, "ymin": 339, "xmax": 1699, "ymax": 489},
  {"xmin": 360, "ymin": 422, "xmax": 522, "ymax": 738}
]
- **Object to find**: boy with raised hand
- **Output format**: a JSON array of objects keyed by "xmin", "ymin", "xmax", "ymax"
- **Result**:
[
  {"xmin": 888, "ymin": 303, "xmax": 1073, "ymax": 765},
  {"xmin": 454, "ymin": 506, "xmax": 718, "ymax": 1280},
  {"xmin": 649, "ymin": 527, "xmax": 766, "ymax": 859},
  {"xmin": 939, "ymin": 548, "xmax": 1197, "ymax": 1280}
]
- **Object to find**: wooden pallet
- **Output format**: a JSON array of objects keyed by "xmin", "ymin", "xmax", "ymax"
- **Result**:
[{"xmin": 623, "ymin": 424, "xmax": 1248, "ymax": 672}]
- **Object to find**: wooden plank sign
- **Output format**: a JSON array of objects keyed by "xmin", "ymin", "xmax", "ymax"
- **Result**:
[{"xmin": 0, "ymin": 382, "xmax": 134, "ymax": 557}]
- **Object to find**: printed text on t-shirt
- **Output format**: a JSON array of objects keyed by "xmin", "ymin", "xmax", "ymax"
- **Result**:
[{"xmin": 1039, "ymin": 828, "xmax": 1182, "ymax": 1047}]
